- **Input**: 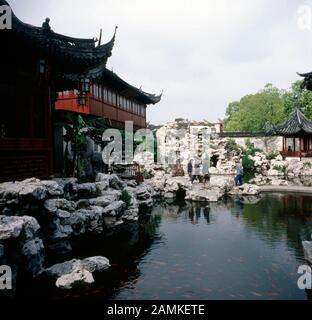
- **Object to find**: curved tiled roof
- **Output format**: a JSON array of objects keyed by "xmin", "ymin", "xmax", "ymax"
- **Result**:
[
  {"xmin": 62, "ymin": 64, "xmax": 162, "ymax": 105},
  {"xmin": 1, "ymin": 0, "xmax": 115, "ymax": 66},
  {"xmin": 1, "ymin": 0, "xmax": 161, "ymax": 105},
  {"xmin": 272, "ymin": 98, "xmax": 312, "ymax": 135}
]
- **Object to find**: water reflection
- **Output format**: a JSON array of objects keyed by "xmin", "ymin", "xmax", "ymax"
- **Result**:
[
  {"xmin": 114, "ymin": 195, "xmax": 312, "ymax": 300},
  {"xmin": 12, "ymin": 194, "xmax": 312, "ymax": 300}
]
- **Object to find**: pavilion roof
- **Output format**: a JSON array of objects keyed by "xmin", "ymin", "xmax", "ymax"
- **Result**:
[{"xmin": 272, "ymin": 97, "xmax": 312, "ymax": 136}]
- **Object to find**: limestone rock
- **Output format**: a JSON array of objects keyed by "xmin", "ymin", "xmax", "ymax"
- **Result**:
[
  {"xmin": 102, "ymin": 201, "xmax": 125, "ymax": 217},
  {"xmin": 0, "ymin": 215, "xmax": 40, "ymax": 240},
  {"xmin": 40, "ymin": 180, "xmax": 64, "ymax": 197},
  {"xmin": 267, "ymin": 169, "xmax": 284, "ymax": 177},
  {"xmin": 185, "ymin": 185, "xmax": 224, "ymax": 202},
  {"xmin": 88, "ymin": 190, "xmax": 121, "ymax": 207},
  {"xmin": 81, "ymin": 256, "xmax": 111, "ymax": 273},
  {"xmin": 164, "ymin": 176, "xmax": 191, "ymax": 194},
  {"xmin": 103, "ymin": 216, "xmax": 124, "ymax": 228},
  {"xmin": 0, "ymin": 215, "xmax": 43, "ymax": 275},
  {"xmin": 0, "ymin": 216, "xmax": 24, "ymax": 240},
  {"xmin": 44, "ymin": 198, "xmax": 76, "ymax": 213},
  {"xmin": 209, "ymin": 176, "xmax": 234, "ymax": 191},
  {"xmin": 45, "ymin": 256, "xmax": 110, "ymax": 290},
  {"xmin": 229, "ymin": 184, "xmax": 260, "ymax": 196},
  {"xmin": 22, "ymin": 238, "xmax": 45, "ymax": 275},
  {"xmin": 95, "ymin": 173, "xmax": 110, "ymax": 189},
  {"xmin": 56, "ymin": 264, "xmax": 94, "ymax": 290},
  {"xmin": 77, "ymin": 183, "xmax": 101, "ymax": 199}
]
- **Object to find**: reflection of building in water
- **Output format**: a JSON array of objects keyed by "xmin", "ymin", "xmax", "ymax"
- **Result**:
[{"xmin": 282, "ymin": 195, "xmax": 312, "ymax": 215}]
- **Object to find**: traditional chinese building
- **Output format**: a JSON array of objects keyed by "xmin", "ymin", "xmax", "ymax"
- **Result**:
[
  {"xmin": 55, "ymin": 57, "xmax": 161, "ymax": 130},
  {"xmin": 0, "ymin": 0, "xmax": 161, "ymax": 181},
  {"xmin": 272, "ymin": 96, "xmax": 312, "ymax": 159}
]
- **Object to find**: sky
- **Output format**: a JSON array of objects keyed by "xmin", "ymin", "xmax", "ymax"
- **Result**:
[{"xmin": 8, "ymin": 0, "xmax": 312, "ymax": 125}]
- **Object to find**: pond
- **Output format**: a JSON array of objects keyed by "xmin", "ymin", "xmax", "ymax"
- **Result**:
[{"xmin": 12, "ymin": 194, "xmax": 312, "ymax": 300}]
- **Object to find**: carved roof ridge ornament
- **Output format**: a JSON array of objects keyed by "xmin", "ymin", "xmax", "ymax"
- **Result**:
[
  {"xmin": 294, "ymin": 95, "xmax": 303, "ymax": 126},
  {"xmin": 42, "ymin": 17, "xmax": 51, "ymax": 32}
]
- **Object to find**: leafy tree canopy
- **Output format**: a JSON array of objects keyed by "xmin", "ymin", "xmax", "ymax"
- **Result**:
[{"xmin": 224, "ymin": 81, "xmax": 312, "ymax": 132}]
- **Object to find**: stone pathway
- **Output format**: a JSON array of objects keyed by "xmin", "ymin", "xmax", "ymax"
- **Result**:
[{"xmin": 260, "ymin": 185, "xmax": 312, "ymax": 194}]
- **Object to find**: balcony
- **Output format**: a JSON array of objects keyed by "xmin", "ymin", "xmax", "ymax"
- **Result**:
[{"xmin": 280, "ymin": 150, "xmax": 312, "ymax": 159}]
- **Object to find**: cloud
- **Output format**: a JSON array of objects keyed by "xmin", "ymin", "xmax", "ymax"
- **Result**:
[{"xmin": 9, "ymin": 0, "xmax": 312, "ymax": 124}]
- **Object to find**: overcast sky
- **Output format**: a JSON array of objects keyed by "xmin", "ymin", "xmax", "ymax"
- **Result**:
[{"xmin": 8, "ymin": 0, "xmax": 312, "ymax": 124}]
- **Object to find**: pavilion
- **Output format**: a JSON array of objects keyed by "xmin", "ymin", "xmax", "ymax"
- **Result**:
[{"xmin": 272, "ymin": 96, "xmax": 312, "ymax": 159}]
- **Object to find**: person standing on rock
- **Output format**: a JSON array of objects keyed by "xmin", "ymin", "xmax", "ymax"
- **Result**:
[
  {"xmin": 193, "ymin": 158, "xmax": 201, "ymax": 183},
  {"xmin": 235, "ymin": 160, "xmax": 244, "ymax": 186},
  {"xmin": 187, "ymin": 159, "xmax": 193, "ymax": 181},
  {"xmin": 202, "ymin": 158, "xmax": 210, "ymax": 186}
]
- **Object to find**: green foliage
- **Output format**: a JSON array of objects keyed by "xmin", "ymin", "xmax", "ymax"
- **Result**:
[
  {"xmin": 266, "ymin": 150, "xmax": 280, "ymax": 160},
  {"xmin": 245, "ymin": 139, "xmax": 262, "ymax": 153},
  {"xmin": 282, "ymin": 81, "xmax": 312, "ymax": 119},
  {"xmin": 273, "ymin": 165, "xmax": 287, "ymax": 174},
  {"xmin": 225, "ymin": 139, "xmax": 241, "ymax": 154},
  {"xmin": 242, "ymin": 155, "xmax": 254, "ymax": 174},
  {"xmin": 210, "ymin": 155, "xmax": 219, "ymax": 167},
  {"xmin": 224, "ymin": 83, "xmax": 301, "ymax": 132},
  {"xmin": 242, "ymin": 140, "xmax": 262, "ymax": 174},
  {"xmin": 225, "ymin": 81, "xmax": 312, "ymax": 133},
  {"xmin": 224, "ymin": 101, "xmax": 239, "ymax": 127},
  {"xmin": 63, "ymin": 113, "xmax": 89, "ymax": 178},
  {"xmin": 120, "ymin": 190, "xmax": 132, "ymax": 209},
  {"xmin": 86, "ymin": 117, "xmax": 110, "ymax": 147},
  {"xmin": 303, "ymin": 162, "xmax": 312, "ymax": 169},
  {"xmin": 142, "ymin": 170, "xmax": 154, "ymax": 179}
]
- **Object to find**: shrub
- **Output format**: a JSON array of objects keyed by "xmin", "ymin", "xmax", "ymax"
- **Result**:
[
  {"xmin": 225, "ymin": 139, "xmax": 241, "ymax": 154},
  {"xmin": 241, "ymin": 140, "xmax": 263, "ymax": 174},
  {"xmin": 245, "ymin": 139, "xmax": 262, "ymax": 154},
  {"xmin": 120, "ymin": 190, "xmax": 132, "ymax": 209},
  {"xmin": 143, "ymin": 170, "xmax": 154, "ymax": 179},
  {"xmin": 242, "ymin": 154, "xmax": 255, "ymax": 173},
  {"xmin": 266, "ymin": 150, "xmax": 280, "ymax": 160},
  {"xmin": 273, "ymin": 165, "xmax": 287, "ymax": 174},
  {"xmin": 303, "ymin": 162, "xmax": 312, "ymax": 169}
]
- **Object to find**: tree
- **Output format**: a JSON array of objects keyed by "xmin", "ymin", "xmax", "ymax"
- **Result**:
[
  {"xmin": 282, "ymin": 80, "xmax": 312, "ymax": 119},
  {"xmin": 224, "ymin": 84, "xmax": 286, "ymax": 132},
  {"xmin": 63, "ymin": 113, "xmax": 88, "ymax": 178}
]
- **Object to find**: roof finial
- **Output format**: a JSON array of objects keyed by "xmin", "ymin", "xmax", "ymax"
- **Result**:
[
  {"xmin": 42, "ymin": 17, "xmax": 52, "ymax": 33},
  {"xmin": 98, "ymin": 28, "xmax": 102, "ymax": 46},
  {"xmin": 294, "ymin": 94, "xmax": 299, "ymax": 110},
  {"xmin": 111, "ymin": 26, "xmax": 118, "ymax": 42}
]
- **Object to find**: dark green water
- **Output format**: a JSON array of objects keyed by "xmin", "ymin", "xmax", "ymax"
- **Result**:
[{"xmin": 13, "ymin": 194, "xmax": 312, "ymax": 300}]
